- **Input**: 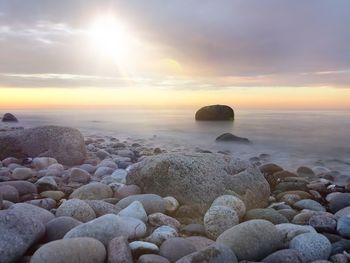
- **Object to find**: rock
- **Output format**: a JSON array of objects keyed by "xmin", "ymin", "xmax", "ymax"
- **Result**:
[
  {"xmin": 277, "ymin": 209, "xmax": 298, "ymax": 221},
  {"xmin": 334, "ymin": 206, "xmax": 350, "ymax": 218},
  {"xmin": 84, "ymin": 200, "xmax": 120, "ymax": 217},
  {"xmin": 244, "ymin": 208, "xmax": 289, "ymax": 225},
  {"xmin": 204, "ymin": 206, "xmax": 239, "ymax": 239},
  {"xmin": 64, "ymin": 214, "xmax": 146, "ymax": 245},
  {"xmin": 138, "ymin": 255, "xmax": 170, "ymax": 263},
  {"xmin": 216, "ymin": 133, "xmax": 250, "ymax": 143},
  {"xmin": 35, "ymin": 176, "xmax": 58, "ymax": 192},
  {"xmin": 11, "ymin": 167, "xmax": 35, "ymax": 180},
  {"xmin": 9, "ymin": 203, "xmax": 54, "ymax": 223},
  {"xmin": 96, "ymin": 149, "xmax": 111, "ymax": 160},
  {"xmin": 0, "ymin": 206, "xmax": 45, "ymax": 263},
  {"xmin": 0, "ymin": 180, "xmax": 37, "ymax": 196},
  {"xmin": 115, "ymin": 184, "xmax": 141, "ymax": 199},
  {"xmin": 276, "ymin": 223, "xmax": 317, "ymax": 247},
  {"xmin": 0, "ymin": 126, "xmax": 86, "ymax": 165},
  {"xmin": 69, "ymin": 182, "xmax": 113, "ymax": 200},
  {"xmin": 159, "ymin": 237, "xmax": 197, "ymax": 263},
  {"xmin": 30, "ymin": 237, "xmax": 106, "ymax": 263},
  {"xmin": 127, "ymin": 153, "xmax": 270, "ymax": 215},
  {"xmin": 331, "ymin": 239, "xmax": 350, "ymax": 255},
  {"xmin": 176, "ymin": 243, "xmax": 238, "ymax": 263},
  {"xmin": 329, "ymin": 193, "xmax": 350, "ymax": 213},
  {"xmin": 69, "ymin": 168, "xmax": 91, "ymax": 183},
  {"xmin": 0, "ymin": 185, "xmax": 19, "ymax": 202},
  {"xmin": 94, "ymin": 166, "xmax": 114, "ymax": 178},
  {"xmin": 163, "ymin": 196, "xmax": 179, "ymax": 214},
  {"xmin": 260, "ymin": 163, "xmax": 283, "ymax": 176},
  {"xmin": 145, "ymin": 226, "xmax": 178, "ymax": 246},
  {"xmin": 211, "ymin": 195, "xmax": 246, "ymax": 218},
  {"xmin": 261, "ymin": 249, "xmax": 303, "ymax": 263},
  {"xmin": 293, "ymin": 199, "xmax": 326, "ymax": 212},
  {"xmin": 297, "ymin": 166, "xmax": 316, "ymax": 178},
  {"xmin": 309, "ymin": 215, "xmax": 337, "ymax": 233},
  {"xmin": 329, "ymin": 254, "xmax": 348, "ymax": 263},
  {"xmin": 118, "ymin": 201, "xmax": 148, "ymax": 222},
  {"xmin": 289, "ymin": 233, "xmax": 331, "ymax": 263},
  {"xmin": 45, "ymin": 216, "xmax": 82, "ymax": 241},
  {"xmin": 1, "ymin": 113, "xmax": 18, "ymax": 122},
  {"xmin": 117, "ymin": 194, "xmax": 165, "ymax": 214},
  {"xmin": 195, "ymin": 105, "xmax": 234, "ymax": 121},
  {"xmin": 107, "ymin": 236, "xmax": 133, "ymax": 263},
  {"xmin": 130, "ymin": 241, "xmax": 159, "ymax": 258},
  {"xmin": 97, "ymin": 159, "xmax": 118, "ymax": 169},
  {"xmin": 26, "ymin": 198, "xmax": 56, "ymax": 210},
  {"xmin": 80, "ymin": 163, "xmax": 97, "ymax": 174},
  {"xmin": 40, "ymin": 190, "xmax": 65, "ymax": 201},
  {"xmin": 216, "ymin": 219, "xmax": 283, "ymax": 261},
  {"xmin": 181, "ymin": 224, "xmax": 206, "ymax": 236},
  {"xmin": 336, "ymin": 216, "xmax": 350, "ymax": 238},
  {"xmin": 32, "ymin": 157, "xmax": 58, "ymax": 170},
  {"xmin": 56, "ymin": 199, "xmax": 96, "ymax": 222},
  {"xmin": 111, "ymin": 169, "xmax": 128, "ymax": 183},
  {"xmin": 186, "ymin": 236, "xmax": 215, "ymax": 251},
  {"xmin": 149, "ymin": 212, "xmax": 181, "ymax": 230}
]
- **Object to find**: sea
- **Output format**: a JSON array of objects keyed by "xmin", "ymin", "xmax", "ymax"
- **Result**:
[{"xmin": 1, "ymin": 109, "xmax": 350, "ymax": 176}]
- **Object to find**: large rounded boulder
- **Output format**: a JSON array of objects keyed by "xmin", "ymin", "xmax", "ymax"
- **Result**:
[
  {"xmin": 0, "ymin": 125, "xmax": 86, "ymax": 165},
  {"xmin": 195, "ymin": 105, "xmax": 234, "ymax": 121},
  {"xmin": 127, "ymin": 153, "xmax": 270, "ymax": 214},
  {"xmin": 1, "ymin": 113, "xmax": 18, "ymax": 122}
]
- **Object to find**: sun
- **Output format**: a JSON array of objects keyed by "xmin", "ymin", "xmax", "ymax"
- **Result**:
[{"xmin": 88, "ymin": 15, "xmax": 136, "ymax": 62}]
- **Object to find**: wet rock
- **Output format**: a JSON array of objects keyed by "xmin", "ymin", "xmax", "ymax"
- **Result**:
[
  {"xmin": 195, "ymin": 105, "xmax": 234, "ymax": 121},
  {"xmin": 159, "ymin": 237, "xmax": 197, "ymax": 263},
  {"xmin": 216, "ymin": 219, "xmax": 282, "ymax": 261},
  {"xmin": 107, "ymin": 236, "xmax": 133, "ymax": 263},
  {"xmin": 30, "ymin": 237, "xmax": 106, "ymax": 263},
  {"xmin": 118, "ymin": 194, "xmax": 165, "ymax": 214},
  {"xmin": 56, "ymin": 199, "xmax": 96, "ymax": 222},
  {"xmin": 69, "ymin": 182, "xmax": 113, "ymax": 200},
  {"xmin": 45, "ymin": 216, "xmax": 82, "ymax": 241}
]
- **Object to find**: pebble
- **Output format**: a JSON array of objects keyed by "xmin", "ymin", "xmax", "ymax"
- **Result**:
[
  {"xmin": 159, "ymin": 237, "xmax": 197, "ymax": 263},
  {"xmin": 107, "ymin": 236, "xmax": 133, "ymax": 263},
  {"xmin": 185, "ymin": 236, "xmax": 215, "ymax": 251},
  {"xmin": 32, "ymin": 157, "xmax": 58, "ymax": 170},
  {"xmin": 138, "ymin": 254, "xmax": 170, "ymax": 263},
  {"xmin": 244, "ymin": 208, "xmax": 289, "ymax": 224},
  {"xmin": 149, "ymin": 212, "xmax": 181, "ymax": 230},
  {"xmin": 117, "ymin": 194, "xmax": 165, "ymax": 214},
  {"xmin": 45, "ymin": 216, "xmax": 82, "ymax": 241},
  {"xmin": 0, "ymin": 185, "xmax": 19, "ymax": 202},
  {"xmin": 211, "ymin": 195, "xmax": 246, "ymax": 218},
  {"xmin": 30, "ymin": 237, "xmax": 106, "ymax": 263},
  {"xmin": 97, "ymin": 159, "xmax": 118, "ymax": 169},
  {"xmin": 145, "ymin": 226, "xmax": 179, "ymax": 246},
  {"xmin": 11, "ymin": 167, "xmax": 35, "ymax": 180},
  {"xmin": 336, "ymin": 215, "xmax": 350, "ymax": 238},
  {"xmin": 84, "ymin": 200, "xmax": 120, "ymax": 217},
  {"xmin": 111, "ymin": 169, "xmax": 128, "ymax": 183},
  {"xmin": 276, "ymin": 223, "xmax": 317, "ymax": 247},
  {"xmin": 40, "ymin": 190, "xmax": 65, "ymax": 201},
  {"xmin": 297, "ymin": 166, "xmax": 316, "ymax": 178},
  {"xmin": 204, "ymin": 205, "xmax": 239, "ymax": 239},
  {"xmin": 163, "ymin": 196, "xmax": 180, "ymax": 214},
  {"xmin": 69, "ymin": 182, "xmax": 113, "ymax": 200},
  {"xmin": 293, "ymin": 199, "xmax": 326, "ymax": 212},
  {"xmin": 334, "ymin": 206, "xmax": 350, "ymax": 218},
  {"xmin": 35, "ymin": 176, "xmax": 58, "ymax": 192},
  {"xmin": 118, "ymin": 200, "xmax": 148, "ymax": 222},
  {"xmin": 289, "ymin": 233, "xmax": 331, "ymax": 262},
  {"xmin": 56, "ymin": 199, "xmax": 96, "ymax": 222},
  {"xmin": 26, "ymin": 198, "xmax": 56, "ymax": 210},
  {"xmin": 79, "ymin": 164, "xmax": 97, "ymax": 174},
  {"xmin": 69, "ymin": 168, "xmax": 91, "ymax": 183},
  {"xmin": 181, "ymin": 224, "xmax": 206, "ymax": 236},
  {"xmin": 94, "ymin": 166, "xmax": 114, "ymax": 177},
  {"xmin": 329, "ymin": 193, "xmax": 350, "ymax": 213},
  {"xmin": 9, "ymin": 203, "xmax": 55, "ymax": 224},
  {"xmin": 115, "ymin": 184, "xmax": 141, "ymax": 199},
  {"xmin": 262, "ymin": 249, "xmax": 303, "ymax": 263},
  {"xmin": 309, "ymin": 214, "xmax": 337, "ymax": 233},
  {"xmin": 129, "ymin": 241, "xmax": 159, "ymax": 258}
]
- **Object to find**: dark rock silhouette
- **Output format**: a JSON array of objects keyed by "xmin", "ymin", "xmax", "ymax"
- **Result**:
[{"xmin": 195, "ymin": 105, "xmax": 234, "ymax": 121}]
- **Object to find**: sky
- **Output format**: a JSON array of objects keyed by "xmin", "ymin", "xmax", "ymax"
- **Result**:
[{"xmin": 0, "ymin": 0, "xmax": 350, "ymax": 109}]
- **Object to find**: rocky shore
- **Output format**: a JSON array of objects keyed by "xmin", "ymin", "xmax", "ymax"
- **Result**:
[{"xmin": 1, "ymin": 125, "xmax": 350, "ymax": 263}]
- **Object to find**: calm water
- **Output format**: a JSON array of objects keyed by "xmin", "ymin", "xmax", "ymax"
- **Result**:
[{"xmin": 1, "ymin": 109, "xmax": 350, "ymax": 174}]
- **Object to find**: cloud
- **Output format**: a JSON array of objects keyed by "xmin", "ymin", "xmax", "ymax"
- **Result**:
[{"xmin": 0, "ymin": 0, "xmax": 349, "ymax": 88}]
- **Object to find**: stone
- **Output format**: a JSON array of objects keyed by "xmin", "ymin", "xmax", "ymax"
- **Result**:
[
  {"xmin": 127, "ymin": 153, "xmax": 270, "ymax": 215},
  {"xmin": 138, "ymin": 255, "xmax": 170, "ymax": 263},
  {"xmin": 80, "ymin": 163, "xmax": 97, "ymax": 174},
  {"xmin": 204, "ymin": 206, "xmax": 239, "ymax": 239},
  {"xmin": 260, "ymin": 163, "xmax": 283, "ymax": 176},
  {"xmin": 84, "ymin": 200, "xmax": 120, "ymax": 217},
  {"xmin": 69, "ymin": 182, "xmax": 113, "ymax": 200},
  {"xmin": 32, "ymin": 157, "xmax": 58, "ymax": 170},
  {"xmin": 211, "ymin": 195, "xmax": 246, "ymax": 218},
  {"xmin": 335, "ymin": 206, "xmax": 350, "ymax": 218},
  {"xmin": 45, "ymin": 216, "xmax": 82, "ymax": 241},
  {"xmin": 11, "ymin": 167, "xmax": 35, "ymax": 180},
  {"xmin": 111, "ymin": 169, "xmax": 128, "ymax": 183},
  {"xmin": 96, "ymin": 149, "xmax": 111, "ymax": 160},
  {"xmin": 293, "ymin": 199, "xmax": 326, "ymax": 212},
  {"xmin": 1, "ymin": 113, "xmax": 18, "ymax": 122},
  {"xmin": 149, "ymin": 212, "xmax": 181, "ymax": 230},
  {"xmin": 277, "ymin": 209, "xmax": 298, "ymax": 221},
  {"xmin": 117, "ymin": 194, "xmax": 165, "ymax": 214},
  {"xmin": 35, "ymin": 176, "xmax": 58, "ymax": 192},
  {"xmin": 115, "ymin": 184, "xmax": 141, "ymax": 199},
  {"xmin": 181, "ymin": 224, "xmax": 206, "ymax": 236},
  {"xmin": 329, "ymin": 254, "xmax": 348, "ymax": 263},
  {"xmin": 0, "ymin": 207, "xmax": 45, "ymax": 263},
  {"xmin": 145, "ymin": 226, "xmax": 178, "ymax": 246},
  {"xmin": 0, "ymin": 185, "xmax": 19, "ymax": 202},
  {"xmin": 56, "ymin": 199, "xmax": 96, "ymax": 222},
  {"xmin": 94, "ymin": 166, "xmax": 114, "ymax": 177},
  {"xmin": 26, "ymin": 198, "xmax": 56, "ymax": 210},
  {"xmin": 336, "ymin": 216, "xmax": 350, "ymax": 238},
  {"xmin": 177, "ymin": 244, "xmax": 238, "ymax": 263},
  {"xmin": 97, "ymin": 159, "xmax": 118, "ymax": 169},
  {"xmin": 0, "ymin": 181, "xmax": 37, "ymax": 197},
  {"xmin": 118, "ymin": 201, "xmax": 148, "ymax": 222},
  {"xmin": 261, "ymin": 249, "xmax": 303, "ymax": 263},
  {"xmin": 276, "ymin": 223, "xmax": 317, "ymax": 247},
  {"xmin": 30, "ymin": 237, "xmax": 106, "ymax": 263},
  {"xmin": 309, "ymin": 215, "xmax": 337, "ymax": 233},
  {"xmin": 129, "ymin": 241, "xmax": 159, "ymax": 258},
  {"xmin": 216, "ymin": 133, "xmax": 250, "ymax": 143},
  {"xmin": 297, "ymin": 166, "xmax": 316, "ymax": 178},
  {"xmin": 289, "ymin": 233, "xmax": 331, "ymax": 263},
  {"xmin": 186, "ymin": 236, "xmax": 215, "ymax": 251},
  {"xmin": 9, "ymin": 203, "xmax": 54, "ymax": 223},
  {"xmin": 329, "ymin": 193, "xmax": 350, "ymax": 213},
  {"xmin": 107, "ymin": 236, "xmax": 133, "ymax": 263},
  {"xmin": 159, "ymin": 237, "xmax": 197, "ymax": 263},
  {"xmin": 40, "ymin": 190, "xmax": 65, "ymax": 201},
  {"xmin": 163, "ymin": 196, "xmax": 179, "ymax": 214},
  {"xmin": 216, "ymin": 219, "xmax": 282, "ymax": 261},
  {"xmin": 244, "ymin": 208, "xmax": 289, "ymax": 224},
  {"xmin": 195, "ymin": 105, "xmax": 234, "ymax": 121},
  {"xmin": 69, "ymin": 168, "xmax": 91, "ymax": 183},
  {"xmin": 0, "ymin": 126, "xmax": 86, "ymax": 165},
  {"xmin": 64, "ymin": 214, "xmax": 146, "ymax": 245}
]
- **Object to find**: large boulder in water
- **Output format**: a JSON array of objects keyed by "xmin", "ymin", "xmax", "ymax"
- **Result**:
[
  {"xmin": 1, "ymin": 113, "xmax": 18, "ymax": 122},
  {"xmin": 195, "ymin": 105, "xmax": 234, "ymax": 121},
  {"xmin": 0, "ymin": 125, "xmax": 86, "ymax": 165},
  {"xmin": 127, "ymin": 153, "xmax": 270, "ymax": 215}
]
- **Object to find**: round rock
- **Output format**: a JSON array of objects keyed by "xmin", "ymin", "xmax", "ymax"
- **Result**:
[
  {"xmin": 211, "ymin": 195, "xmax": 246, "ymax": 218},
  {"xmin": 69, "ymin": 182, "xmax": 113, "ymax": 200},
  {"xmin": 159, "ymin": 237, "xmax": 197, "ymax": 263},
  {"xmin": 56, "ymin": 199, "xmax": 96, "ymax": 223}
]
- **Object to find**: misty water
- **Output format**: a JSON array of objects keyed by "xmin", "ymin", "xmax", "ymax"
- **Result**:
[{"xmin": 1, "ymin": 109, "xmax": 350, "ymax": 175}]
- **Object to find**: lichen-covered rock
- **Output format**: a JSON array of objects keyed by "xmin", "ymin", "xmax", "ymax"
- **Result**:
[{"xmin": 127, "ymin": 153, "xmax": 270, "ymax": 215}]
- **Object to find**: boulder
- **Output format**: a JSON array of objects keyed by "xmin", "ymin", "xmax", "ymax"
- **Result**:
[
  {"xmin": 195, "ymin": 105, "xmax": 234, "ymax": 121},
  {"xmin": 127, "ymin": 153, "xmax": 270, "ymax": 215},
  {"xmin": 30, "ymin": 237, "xmax": 106, "ymax": 263},
  {"xmin": 69, "ymin": 182, "xmax": 113, "ymax": 200},
  {"xmin": 0, "ymin": 125, "xmax": 86, "ymax": 165},
  {"xmin": 1, "ymin": 113, "xmax": 18, "ymax": 122},
  {"xmin": 216, "ymin": 133, "xmax": 250, "ymax": 143}
]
